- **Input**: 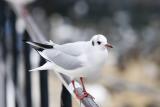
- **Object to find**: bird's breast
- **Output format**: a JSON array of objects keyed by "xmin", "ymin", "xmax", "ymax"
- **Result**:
[
  {"xmin": 75, "ymin": 51, "xmax": 107, "ymax": 78},
  {"xmin": 89, "ymin": 52, "xmax": 107, "ymax": 77},
  {"xmin": 89, "ymin": 50, "xmax": 107, "ymax": 66}
]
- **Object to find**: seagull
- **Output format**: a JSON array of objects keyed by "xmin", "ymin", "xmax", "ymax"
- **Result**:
[{"xmin": 25, "ymin": 34, "xmax": 113, "ymax": 100}]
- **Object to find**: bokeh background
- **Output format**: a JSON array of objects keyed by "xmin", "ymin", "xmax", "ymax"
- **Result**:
[{"xmin": 0, "ymin": 0, "xmax": 160, "ymax": 107}]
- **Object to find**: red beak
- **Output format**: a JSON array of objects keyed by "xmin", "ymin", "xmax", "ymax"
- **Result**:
[{"xmin": 105, "ymin": 43, "xmax": 113, "ymax": 48}]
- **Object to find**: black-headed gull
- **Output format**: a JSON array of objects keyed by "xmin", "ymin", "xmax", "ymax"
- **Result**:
[{"xmin": 25, "ymin": 34, "xmax": 113, "ymax": 99}]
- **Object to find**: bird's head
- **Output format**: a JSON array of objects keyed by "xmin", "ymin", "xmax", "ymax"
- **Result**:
[{"xmin": 90, "ymin": 34, "xmax": 113, "ymax": 49}]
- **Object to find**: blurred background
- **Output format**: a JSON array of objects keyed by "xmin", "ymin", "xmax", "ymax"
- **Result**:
[{"xmin": 0, "ymin": 0, "xmax": 160, "ymax": 107}]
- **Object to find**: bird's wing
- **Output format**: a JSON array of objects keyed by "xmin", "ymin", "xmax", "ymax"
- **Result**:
[
  {"xmin": 25, "ymin": 40, "xmax": 88, "ymax": 70},
  {"xmin": 39, "ymin": 49, "xmax": 84, "ymax": 70},
  {"xmin": 54, "ymin": 41, "xmax": 88, "ymax": 56}
]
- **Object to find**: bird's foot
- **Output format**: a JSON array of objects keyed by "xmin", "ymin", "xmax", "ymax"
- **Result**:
[
  {"xmin": 83, "ymin": 91, "xmax": 95, "ymax": 99},
  {"xmin": 75, "ymin": 91, "xmax": 88, "ymax": 100},
  {"xmin": 74, "ymin": 90, "xmax": 95, "ymax": 100}
]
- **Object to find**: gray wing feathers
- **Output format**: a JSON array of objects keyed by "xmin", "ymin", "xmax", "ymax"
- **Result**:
[
  {"xmin": 54, "ymin": 42, "xmax": 87, "ymax": 56},
  {"xmin": 41, "ymin": 49, "xmax": 83, "ymax": 70}
]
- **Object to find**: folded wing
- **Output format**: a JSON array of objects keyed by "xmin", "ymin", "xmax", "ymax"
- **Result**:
[
  {"xmin": 25, "ymin": 41, "xmax": 84, "ymax": 70},
  {"xmin": 54, "ymin": 41, "xmax": 87, "ymax": 56},
  {"xmin": 39, "ymin": 49, "xmax": 83, "ymax": 70}
]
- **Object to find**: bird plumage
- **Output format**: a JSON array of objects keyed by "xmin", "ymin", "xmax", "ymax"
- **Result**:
[{"xmin": 25, "ymin": 34, "xmax": 111, "ymax": 79}]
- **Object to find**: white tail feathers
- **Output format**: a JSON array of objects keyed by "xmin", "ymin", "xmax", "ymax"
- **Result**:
[
  {"xmin": 29, "ymin": 62, "xmax": 53, "ymax": 72},
  {"xmin": 29, "ymin": 60, "xmax": 71, "ymax": 77}
]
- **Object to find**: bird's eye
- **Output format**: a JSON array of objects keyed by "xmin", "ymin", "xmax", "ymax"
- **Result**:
[{"xmin": 97, "ymin": 41, "xmax": 101, "ymax": 45}]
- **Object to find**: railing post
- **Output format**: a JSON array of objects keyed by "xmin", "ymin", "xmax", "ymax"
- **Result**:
[
  {"xmin": 39, "ymin": 58, "xmax": 49, "ymax": 107},
  {"xmin": 9, "ymin": 8, "xmax": 19, "ymax": 107},
  {"xmin": 23, "ymin": 31, "xmax": 32, "ymax": 107},
  {"xmin": 0, "ymin": 1, "xmax": 7, "ymax": 107},
  {"xmin": 61, "ymin": 85, "xmax": 72, "ymax": 107}
]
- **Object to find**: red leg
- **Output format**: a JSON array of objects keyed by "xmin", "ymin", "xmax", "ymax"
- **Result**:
[
  {"xmin": 71, "ymin": 80, "xmax": 87, "ymax": 100},
  {"xmin": 71, "ymin": 80, "xmax": 76, "ymax": 90},
  {"xmin": 80, "ymin": 77, "xmax": 95, "ymax": 99},
  {"xmin": 80, "ymin": 77, "xmax": 86, "ymax": 92}
]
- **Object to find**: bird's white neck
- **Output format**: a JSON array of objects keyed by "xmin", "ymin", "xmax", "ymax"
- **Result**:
[{"xmin": 86, "ymin": 46, "xmax": 108, "ymax": 67}]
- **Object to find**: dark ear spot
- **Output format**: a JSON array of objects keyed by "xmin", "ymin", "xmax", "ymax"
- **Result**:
[{"xmin": 92, "ymin": 41, "xmax": 94, "ymax": 46}]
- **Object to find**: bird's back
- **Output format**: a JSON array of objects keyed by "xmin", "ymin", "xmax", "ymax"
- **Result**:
[{"xmin": 54, "ymin": 41, "xmax": 89, "ymax": 56}]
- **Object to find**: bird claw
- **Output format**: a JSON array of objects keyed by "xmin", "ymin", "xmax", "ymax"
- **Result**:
[
  {"xmin": 74, "ymin": 90, "xmax": 95, "ymax": 100},
  {"xmin": 83, "ymin": 91, "xmax": 95, "ymax": 99}
]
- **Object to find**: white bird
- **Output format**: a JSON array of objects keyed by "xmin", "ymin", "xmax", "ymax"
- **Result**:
[{"xmin": 25, "ymin": 34, "xmax": 113, "ymax": 99}]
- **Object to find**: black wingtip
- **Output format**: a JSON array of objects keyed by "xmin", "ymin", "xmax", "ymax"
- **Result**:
[
  {"xmin": 33, "ymin": 42, "xmax": 53, "ymax": 49},
  {"xmin": 23, "ymin": 39, "xmax": 27, "ymax": 42},
  {"xmin": 22, "ymin": 39, "xmax": 30, "ymax": 44},
  {"xmin": 35, "ymin": 47, "xmax": 44, "ymax": 51},
  {"xmin": 24, "ymin": 41, "xmax": 54, "ymax": 51}
]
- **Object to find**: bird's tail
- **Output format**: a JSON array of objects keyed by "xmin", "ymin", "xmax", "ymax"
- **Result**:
[
  {"xmin": 24, "ymin": 40, "xmax": 54, "ymax": 51},
  {"xmin": 29, "ymin": 62, "xmax": 53, "ymax": 72}
]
